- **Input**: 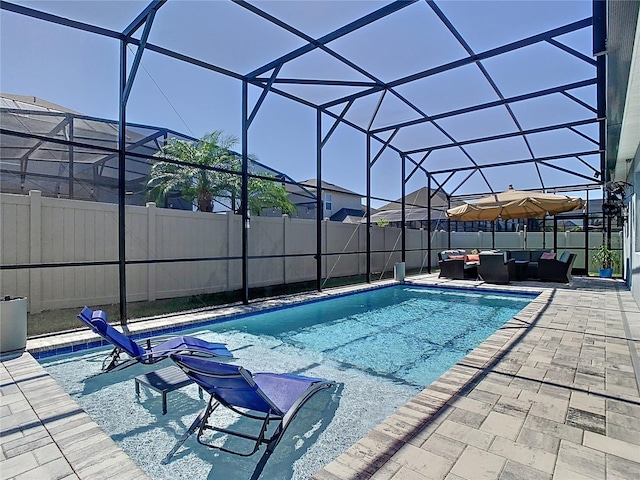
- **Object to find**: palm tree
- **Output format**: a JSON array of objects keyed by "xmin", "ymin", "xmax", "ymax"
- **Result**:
[{"xmin": 147, "ymin": 131, "xmax": 295, "ymax": 216}]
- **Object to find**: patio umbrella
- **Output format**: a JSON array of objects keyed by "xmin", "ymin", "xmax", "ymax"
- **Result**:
[{"xmin": 445, "ymin": 187, "xmax": 584, "ymax": 221}]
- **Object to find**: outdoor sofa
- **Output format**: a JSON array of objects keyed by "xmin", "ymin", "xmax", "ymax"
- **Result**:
[
  {"xmin": 503, "ymin": 249, "xmax": 552, "ymax": 279},
  {"xmin": 438, "ymin": 250, "xmax": 479, "ymax": 280}
]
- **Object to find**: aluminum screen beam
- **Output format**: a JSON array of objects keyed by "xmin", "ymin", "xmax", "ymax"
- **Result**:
[
  {"xmin": 122, "ymin": 10, "xmax": 156, "ymax": 106},
  {"xmin": 118, "ymin": 41, "xmax": 128, "ymax": 326},
  {"xmin": 242, "ymin": 81, "xmax": 249, "ymax": 303},
  {"xmin": 427, "ymin": 150, "xmax": 601, "ymax": 175},
  {"xmin": 242, "ymin": 0, "xmax": 418, "ymax": 79},
  {"xmin": 388, "ymin": 17, "xmax": 592, "ymax": 88},
  {"xmin": 427, "ymin": 174, "xmax": 432, "ymax": 273},
  {"xmin": 253, "ymin": 78, "xmax": 378, "ymax": 87},
  {"xmin": 1, "ymin": 1, "xmax": 123, "ymax": 39},
  {"xmin": 406, "ymin": 152, "xmax": 431, "ymax": 182},
  {"xmin": 247, "ymin": 65, "xmax": 282, "ymax": 128},
  {"xmin": 401, "ymin": 154, "xmax": 406, "ymax": 261},
  {"xmin": 403, "ymin": 118, "xmax": 598, "ymax": 156},
  {"xmin": 366, "ymin": 134, "xmax": 372, "ymax": 282},
  {"xmin": 322, "ymin": 18, "xmax": 592, "ymax": 109},
  {"xmin": 123, "ymin": 0, "xmax": 166, "ymax": 38},
  {"xmin": 236, "ymin": 0, "xmax": 446, "ymax": 166},
  {"xmin": 370, "ymin": 79, "xmax": 597, "ymax": 134},
  {"xmin": 316, "ymin": 109, "xmax": 323, "ymax": 291}
]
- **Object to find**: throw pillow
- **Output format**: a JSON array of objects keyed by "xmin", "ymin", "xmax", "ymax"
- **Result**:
[
  {"xmin": 448, "ymin": 255, "xmax": 465, "ymax": 260},
  {"xmin": 540, "ymin": 252, "xmax": 556, "ymax": 260},
  {"xmin": 465, "ymin": 254, "xmax": 480, "ymax": 262}
]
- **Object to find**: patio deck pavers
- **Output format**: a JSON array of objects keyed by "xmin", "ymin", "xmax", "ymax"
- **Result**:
[
  {"xmin": 314, "ymin": 277, "xmax": 640, "ymax": 480},
  {"xmin": 0, "ymin": 352, "xmax": 150, "ymax": 480},
  {"xmin": 1, "ymin": 276, "xmax": 639, "ymax": 480}
]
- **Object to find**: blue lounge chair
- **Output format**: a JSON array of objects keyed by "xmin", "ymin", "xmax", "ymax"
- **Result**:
[
  {"xmin": 163, "ymin": 353, "xmax": 335, "ymax": 479},
  {"xmin": 77, "ymin": 306, "xmax": 232, "ymax": 372}
]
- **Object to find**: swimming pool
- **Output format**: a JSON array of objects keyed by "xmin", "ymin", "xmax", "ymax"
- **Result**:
[{"xmin": 40, "ymin": 285, "xmax": 534, "ymax": 480}]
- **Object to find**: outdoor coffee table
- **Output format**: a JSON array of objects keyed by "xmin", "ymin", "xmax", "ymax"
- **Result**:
[
  {"xmin": 135, "ymin": 365, "xmax": 202, "ymax": 415},
  {"xmin": 514, "ymin": 260, "xmax": 529, "ymax": 281}
]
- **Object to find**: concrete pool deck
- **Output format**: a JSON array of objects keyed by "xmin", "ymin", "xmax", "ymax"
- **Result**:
[{"xmin": 1, "ymin": 276, "xmax": 639, "ymax": 479}]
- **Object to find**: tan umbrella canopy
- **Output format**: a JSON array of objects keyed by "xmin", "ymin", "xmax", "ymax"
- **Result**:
[{"xmin": 445, "ymin": 187, "xmax": 585, "ymax": 221}]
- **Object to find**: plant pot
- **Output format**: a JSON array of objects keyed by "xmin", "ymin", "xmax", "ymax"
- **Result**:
[
  {"xmin": 0, "ymin": 296, "xmax": 28, "ymax": 354},
  {"xmin": 598, "ymin": 268, "xmax": 613, "ymax": 278}
]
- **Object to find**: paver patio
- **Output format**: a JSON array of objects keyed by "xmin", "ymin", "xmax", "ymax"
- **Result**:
[{"xmin": 1, "ymin": 276, "xmax": 639, "ymax": 479}]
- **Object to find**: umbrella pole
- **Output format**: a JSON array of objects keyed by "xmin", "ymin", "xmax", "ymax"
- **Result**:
[{"xmin": 491, "ymin": 220, "xmax": 495, "ymax": 249}]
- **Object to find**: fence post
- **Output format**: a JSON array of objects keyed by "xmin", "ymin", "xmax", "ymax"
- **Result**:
[
  {"xmin": 323, "ymin": 218, "xmax": 329, "ymax": 282},
  {"xmin": 29, "ymin": 190, "xmax": 42, "ymax": 314},
  {"xmin": 359, "ymin": 223, "xmax": 364, "ymax": 275},
  {"xmin": 227, "ymin": 212, "xmax": 232, "ymax": 291},
  {"xmin": 282, "ymin": 214, "xmax": 288, "ymax": 285},
  {"xmin": 147, "ymin": 202, "xmax": 156, "ymax": 302}
]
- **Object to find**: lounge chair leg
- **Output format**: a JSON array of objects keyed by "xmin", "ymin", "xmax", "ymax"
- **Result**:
[
  {"xmin": 161, "ymin": 410, "xmax": 205, "ymax": 464},
  {"xmin": 250, "ymin": 448, "xmax": 273, "ymax": 480},
  {"xmin": 102, "ymin": 347, "xmax": 122, "ymax": 372},
  {"xmin": 249, "ymin": 426, "xmax": 284, "ymax": 480}
]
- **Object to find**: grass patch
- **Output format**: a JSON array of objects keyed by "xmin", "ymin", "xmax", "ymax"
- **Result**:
[{"xmin": 27, "ymin": 275, "xmax": 380, "ymax": 337}]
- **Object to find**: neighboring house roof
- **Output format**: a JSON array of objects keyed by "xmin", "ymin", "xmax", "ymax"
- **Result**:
[
  {"xmin": 367, "ymin": 207, "xmax": 449, "ymax": 224},
  {"xmin": 299, "ymin": 179, "xmax": 362, "ymax": 197},
  {"xmin": 330, "ymin": 207, "xmax": 365, "ymax": 222},
  {"xmin": 1, "ymin": 93, "xmax": 82, "ymax": 114},
  {"xmin": 341, "ymin": 215, "xmax": 367, "ymax": 224},
  {"xmin": 376, "ymin": 187, "xmax": 450, "ymax": 211},
  {"xmin": 1, "ymin": 93, "xmax": 306, "ymax": 205}
]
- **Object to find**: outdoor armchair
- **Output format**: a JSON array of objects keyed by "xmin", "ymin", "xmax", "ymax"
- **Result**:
[
  {"xmin": 477, "ymin": 251, "xmax": 516, "ymax": 285},
  {"xmin": 538, "ymin": 252, "xmax": 576, "ymax": 283}
]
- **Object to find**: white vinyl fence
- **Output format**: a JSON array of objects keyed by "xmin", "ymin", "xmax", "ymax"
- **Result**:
[{"xmin": 1, "ymin": 191, "xmax": 617, "ymax": 313}]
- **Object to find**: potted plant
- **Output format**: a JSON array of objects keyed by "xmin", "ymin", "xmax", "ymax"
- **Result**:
[{"xmin": 590, "ymin": 245, "xmax": 620, "ymax": 278}]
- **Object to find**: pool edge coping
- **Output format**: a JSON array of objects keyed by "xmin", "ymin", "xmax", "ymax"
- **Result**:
[{"xmin": 27, "ymin": 278, "xmax": 543, "ymax": 358}]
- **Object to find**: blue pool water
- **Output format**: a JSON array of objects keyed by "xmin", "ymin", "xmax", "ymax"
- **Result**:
[{"xmin": 40, "ymin": 285, "xmax": 534, "ymax": 480}]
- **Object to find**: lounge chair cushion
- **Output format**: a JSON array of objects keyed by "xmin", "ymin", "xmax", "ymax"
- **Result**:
[
  {"xmin": 480, "ymin": 251, "xmax": 508, "ymax": 262},
  {"xmin": 440, "ymin": 250, "xmax": 465, "ymax": 260},
  {"xmin": 255, "ymin": 373, "xmax": 328, "ymax": 414},
  {"xmin": 153, "ymin": 336, "xmax": 230, "ymax": 357},
  {"xmin": 530, "ymin": 250, "xmax": 552, "ymax": 262},
  {"xmin": 90, "ymin": 314, "xmax": 147, "ymax": 358},
  {"xmin": 508, "ymin": 250, "xmax": 530, "ymax": 262}
]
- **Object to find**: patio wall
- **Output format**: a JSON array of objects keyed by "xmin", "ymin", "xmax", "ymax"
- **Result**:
[{"xmin": 1, "ymin": 191, "xmax": 619, "ymax": 313}]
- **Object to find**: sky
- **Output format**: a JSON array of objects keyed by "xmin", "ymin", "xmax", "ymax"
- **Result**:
[{"xmin": 0, "ymin": 0, "xmax": 601, "ymax": 205}]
